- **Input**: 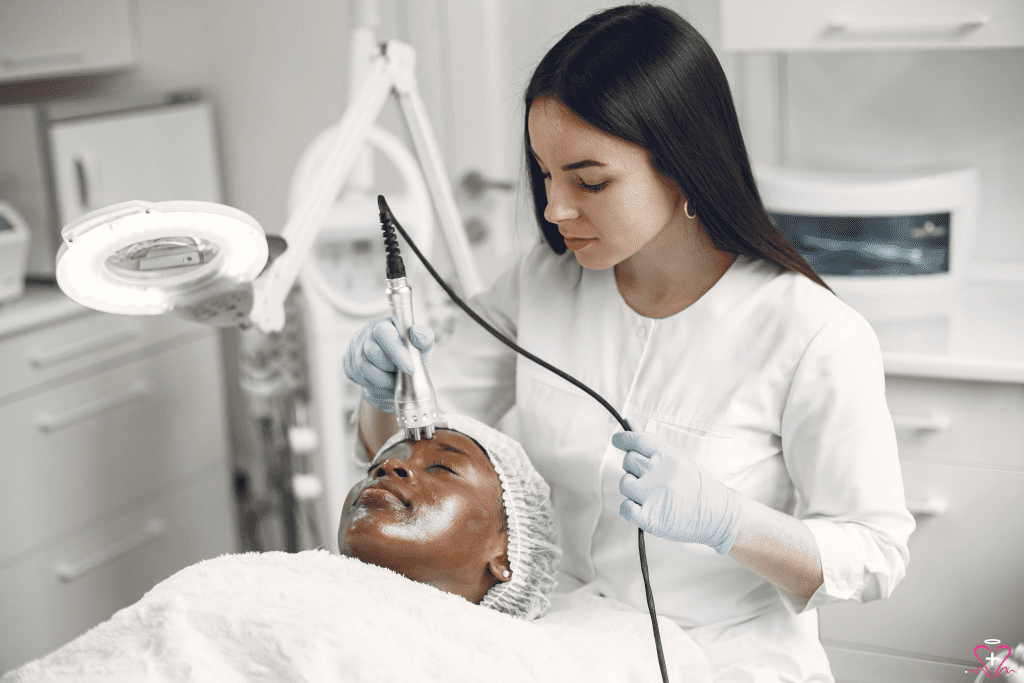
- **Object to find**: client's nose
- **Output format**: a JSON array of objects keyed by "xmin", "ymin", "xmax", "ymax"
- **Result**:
[{"xmin": 375, "ymin": 459, "xmax": 410, "ymax": 479}]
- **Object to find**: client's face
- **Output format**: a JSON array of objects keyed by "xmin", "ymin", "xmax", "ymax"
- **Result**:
[{"xmin": 338, "ymin": 428, "xmax": 511, "ymax": 604}]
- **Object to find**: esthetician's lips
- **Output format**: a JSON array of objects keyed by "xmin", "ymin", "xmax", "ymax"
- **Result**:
[{"xmin": 563, "ymin": 236, "xmax": 597, "ymax": 250}]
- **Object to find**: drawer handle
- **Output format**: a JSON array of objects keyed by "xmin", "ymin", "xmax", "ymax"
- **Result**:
[
  {"xmin": 828, "ymin": 14, "xmax": 988, "ymax": 34},
  {"xmin": 28, "ymin": 325, "xmax": 142, "ymax": 368},
  {"xmin": 54, "ymin": 518, "xmax": 166, "ymax": 583},
  {"xmin": 890, "ymin": 412, "xmax": 951, "ymax": 432},
  {"xmin": 36, "ymin": 382, "xmax": 150, "ymax": 433},
  {"xmin": 905, "ymin": 496, "xmax": 948, "ymax": 517}
]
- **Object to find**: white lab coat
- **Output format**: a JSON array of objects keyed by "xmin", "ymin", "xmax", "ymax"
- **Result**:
[{"xmin": 429, "ymin": 243, "xmax": 915, "ymax": 682}]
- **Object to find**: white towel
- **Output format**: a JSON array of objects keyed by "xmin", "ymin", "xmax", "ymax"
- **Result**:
[{"xmin": 2, "ymin": 550, "xmax": 712, "ymax": 683}]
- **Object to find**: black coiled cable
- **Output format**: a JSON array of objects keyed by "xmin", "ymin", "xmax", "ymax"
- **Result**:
[{"xmin": 376, "ymin": 195, "xmax": 670, "ymax": 683}]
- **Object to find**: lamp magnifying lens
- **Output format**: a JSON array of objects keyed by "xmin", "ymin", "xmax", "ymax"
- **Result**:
[{"xmin": 55, "ymin": 199, "xmax": 274, "ymax": 328}]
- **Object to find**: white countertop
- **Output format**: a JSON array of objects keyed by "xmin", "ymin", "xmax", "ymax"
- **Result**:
[{"xmin": 3, "ymin": 282, "xmax": 1023, "ymax": 383}]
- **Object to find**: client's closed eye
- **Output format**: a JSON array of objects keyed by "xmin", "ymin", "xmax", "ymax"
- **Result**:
[{"xmin": 429, "ymin": 461, "xmax": 457, "ymax": 474}]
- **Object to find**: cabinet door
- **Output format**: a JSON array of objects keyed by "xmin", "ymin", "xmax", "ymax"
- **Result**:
[
  {"xmin": 0, "ymin": 0, "xmax": 133, "ymax": 83},
  {"xmin": 818, "ymin": 376, "xmax": 1024, "ymax": 682},
  {"xmin": 0, "ymin": 468, "xmax": 234, "ymax": 673},
  {"xmin": 0, "ymin": 331, "xmax": 229, "ymax": 564},
  {"xmin": 48, "ymin": 102, "xmax": 222, "ymax": 228},
  {"xmin": 721, "ymin": 0, "xmax": 1024, "ymax": 51},
  {"xmin": 819, "ymin": 463, "xmax": 1024, "ymax": 669}
]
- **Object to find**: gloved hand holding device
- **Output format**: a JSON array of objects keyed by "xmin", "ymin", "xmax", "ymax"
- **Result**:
[
  {"xmin": 343, "ymin": 316, "xmax": 435, "ymax": 413},
  {"xmin": 614, "ymin": 431, "xmax": 745, "ymax": 555}
]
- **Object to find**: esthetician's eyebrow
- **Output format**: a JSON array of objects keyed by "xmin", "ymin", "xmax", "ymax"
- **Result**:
[
  {"xmin": 529, "ymin": 147, "xmax": 607, "ymax": 172},
  {"xmin": 562, "ymin": 159, "xmax": 606, "ymax": 171}
]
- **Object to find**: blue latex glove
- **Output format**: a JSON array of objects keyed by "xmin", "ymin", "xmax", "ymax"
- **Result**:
[
  {"xmin": 614, "ymin": 431, "xmax": 744, "ymax": 555},
  {"xmin": 343, "ymin": 316, "xmax": 434, "ymax": 413}
]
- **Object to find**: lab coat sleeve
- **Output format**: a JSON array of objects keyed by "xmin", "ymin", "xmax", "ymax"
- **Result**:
[
  {"xmin": 428, "ymin": 246, "xmax": 528, "ymax": 429},
  {"xmin": 777, "ymin": 310, "xmax": 915, "ymax": 614}
]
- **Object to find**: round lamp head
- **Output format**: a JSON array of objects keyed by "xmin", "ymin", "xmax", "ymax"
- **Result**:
[{"xmin": 56, "ymin": 200, "xmax": 269, "ymax": 325}]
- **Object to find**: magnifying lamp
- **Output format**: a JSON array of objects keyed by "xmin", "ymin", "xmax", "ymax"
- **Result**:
[
  {"xmin": 56, "ymin": 200, "xmax": 275, "ymax": 326},
  {"xmin": 55, "ymin": 39, "xmax": 482, "ymax": 333}
]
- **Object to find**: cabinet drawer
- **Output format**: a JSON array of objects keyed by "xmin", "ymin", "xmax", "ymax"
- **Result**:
[
  {"xmin": 0, "ymin": 311, "xmax": 210, "ymax": 402},
  {"xmin": 0, "ymin": 467, "xmax": 234, "ymax": 674},
  {"xmin": 0, "ymin": 332, "xmax": 229, "ymax": 564},
  {"xmin": 819, "ymin": 461, "xmax": 1024, "ymax": 662},
  {"xmin": 721, "ymin": 0, "xmax": 1024, "ymax": 51},
  {"xmin": 886, "ymin": 376, "xmax": 1024, "ymax": 469}
]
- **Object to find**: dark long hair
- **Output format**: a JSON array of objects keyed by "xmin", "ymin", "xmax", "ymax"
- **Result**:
[{"xmin": 524, "ymin": 3, "xmax": 830, "ymax": 291}]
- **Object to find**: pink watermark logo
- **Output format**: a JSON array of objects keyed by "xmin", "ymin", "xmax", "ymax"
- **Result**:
[{"xmin": 968, "ymin": 640, "xmax": 1018, "ymax": 680}]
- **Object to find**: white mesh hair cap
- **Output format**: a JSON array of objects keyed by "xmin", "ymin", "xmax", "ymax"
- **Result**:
[{"xmin": 376, "ymin": 414, "xmax": 561, "ymax": 619}]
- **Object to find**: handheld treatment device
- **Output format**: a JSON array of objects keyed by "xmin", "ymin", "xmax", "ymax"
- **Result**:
[
  {"xmin": 378, "ymin": 196, "xmax": 440, "ymax": 441},
  {"xmin": 375, "ymin": 195, "xmax": 670, "ymax": 682}
]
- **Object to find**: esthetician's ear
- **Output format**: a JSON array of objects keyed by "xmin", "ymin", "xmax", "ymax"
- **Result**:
[{"xmin": 488, "ymin": 553, "xmax": 512, "ymax": 584}]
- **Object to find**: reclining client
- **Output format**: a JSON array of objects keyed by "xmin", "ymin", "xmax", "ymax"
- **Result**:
[{"xmin": 339, "ymin": 413, "xmax": 561, "ymax": 619}]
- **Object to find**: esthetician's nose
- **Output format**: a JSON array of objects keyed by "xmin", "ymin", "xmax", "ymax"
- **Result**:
[{"xmin": 543, "ymin": 179, "xmax": 580, "ymax": 224}]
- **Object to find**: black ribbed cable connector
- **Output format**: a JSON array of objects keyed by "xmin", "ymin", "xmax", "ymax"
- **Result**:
[{"xmin": 378, "ymin": 195, "xmax": 406, "ymax": 279}]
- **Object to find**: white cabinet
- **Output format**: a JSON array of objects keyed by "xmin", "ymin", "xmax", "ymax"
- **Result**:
[
  {"xmin": 0, "ymin": 94, "xmax": 222, "ymax": 281},
  {"xmin": 721, "ymin": 0, "xmax": 1024, "ymax": 51},
  {"xmin": 818, "ymin": 375, "xmax": 1024, "ymax": 682},
  {"xmin": 0, "ymin": 0, "xmax": 134, "ymax": 83},
  {"xmin": 48, "ymin": 101, "xmax": 222, "ymax": 229},
  {"xmin": 0, "ymin": 295, "xmax": 236, "ymax": 673}
]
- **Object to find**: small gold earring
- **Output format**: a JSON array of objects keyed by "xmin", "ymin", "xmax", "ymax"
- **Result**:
[{"xmin": 684, "ymin": 200, "xmax": 697, "ymax": 220}]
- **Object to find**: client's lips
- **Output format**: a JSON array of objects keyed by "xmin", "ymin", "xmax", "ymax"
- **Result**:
[{"xmin": 360, "ymin": 481, "xmax": 410, "ymax": 507}]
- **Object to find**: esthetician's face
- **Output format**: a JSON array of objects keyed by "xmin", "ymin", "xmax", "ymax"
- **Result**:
[
  {"xmin": 338, "ymin": 429, "xmax": 511, "ymax": 604},
  {"xmin": 528, "ymin": 96, "xmax": 685, "ymax": 269}
]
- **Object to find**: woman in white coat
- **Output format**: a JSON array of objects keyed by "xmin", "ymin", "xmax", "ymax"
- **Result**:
[{"xmin": 345, "ymin": 4, "xmax": 915, "ymax": 681}]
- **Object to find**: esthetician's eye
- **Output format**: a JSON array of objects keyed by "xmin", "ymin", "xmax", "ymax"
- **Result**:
[{"xmin": 579, "ymin": 179, "xmax": 609, "ymax": 193}]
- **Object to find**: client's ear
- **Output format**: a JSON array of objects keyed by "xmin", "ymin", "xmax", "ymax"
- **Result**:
[{"xmin": 488, "ymin": 552, "xmax": 512, "ymax": 584}]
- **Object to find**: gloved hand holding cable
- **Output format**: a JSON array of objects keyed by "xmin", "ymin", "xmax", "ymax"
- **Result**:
[
  {"xmin": 613, "ymin": 430, "xmax": 825, "ymax": 598},
  {"xmin": 342, "ymin": 316, "xmax": 434, "ymax": 414},
  {"xmin": 614, "ymin": 431, "xmax": 744, "ymax": 555}
]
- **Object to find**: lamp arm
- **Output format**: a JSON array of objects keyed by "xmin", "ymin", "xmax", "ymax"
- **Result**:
[
  {"xmin": 250, "ymin": 38, "xmax": 485, "ymax": 332},
  {"xmin": 250, "ymin": 47, "xmax": 394, "ymax": 333}
]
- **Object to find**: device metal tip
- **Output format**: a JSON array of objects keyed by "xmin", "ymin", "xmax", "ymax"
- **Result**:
[{"xmin": 377, "ymin": 195, "xmax": 389, "ymax": 214}]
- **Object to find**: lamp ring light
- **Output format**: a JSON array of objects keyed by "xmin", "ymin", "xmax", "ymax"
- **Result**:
[{"xmin": 56, "ymin": 200, "xmax": 269, "ymax": 326}]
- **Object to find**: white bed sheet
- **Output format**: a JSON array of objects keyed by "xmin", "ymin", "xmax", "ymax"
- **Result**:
[{"xmin": 2, "ymin": 550, "xmax": 712, "ymax": 683}]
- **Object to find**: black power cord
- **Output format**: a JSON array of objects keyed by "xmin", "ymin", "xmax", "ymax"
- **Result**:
[{"xmin": 377, "ymin": 196, "xmax": 670, "ymax": 683}]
